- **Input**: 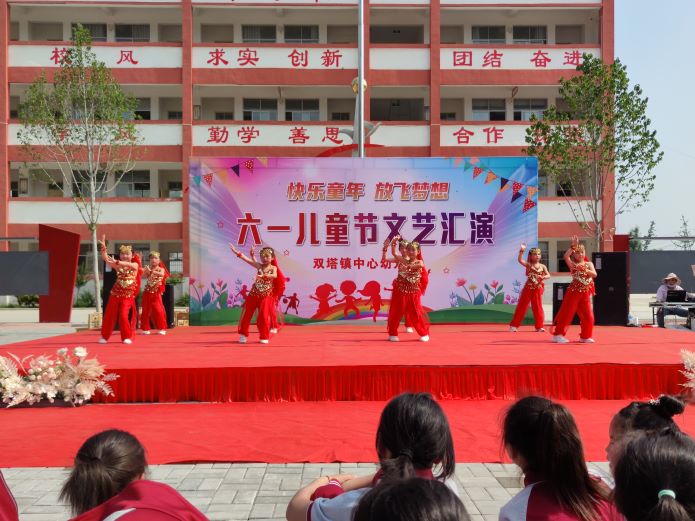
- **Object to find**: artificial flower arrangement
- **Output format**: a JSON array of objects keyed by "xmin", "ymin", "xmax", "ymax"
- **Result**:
[
  {"xmin": 681, "ymin": 350, "xmax": 695, "ymax": 395},
  {"xmin": 0, "ymin": 347, "xmax": 118, "ymax": 407}
]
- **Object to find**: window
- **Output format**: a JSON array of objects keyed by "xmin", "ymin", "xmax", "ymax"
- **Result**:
[
  {"xmin": 47, "ymin": 182, "xmax": 64, "ymax": 197},
  {"xmin": 370, "ymin": 25, "xmax": 424, "ymax": 44},
  {"xmin": 115, "ymin": 24, "xmax": 150, "ymax": 43},
  {"xmin": 513, "ymin": 99, "xmax": 547, "ymax": 121},
  {"xmin": 556, "ymin": 181, "xmax": 573, "ymax": 197},
  {"xmin": 242, "ymin": 25, "xmax": 276, "ymax": 43},
  {"xmin": 284, "ymin": 25, "xmax": 319, "ymax": 44},
  {"xmin": 168, "ymin": 181, "xmax": 182, "ymax": 198},
  {"xmin": 285, "ymin": 99, "xmax": 319, "ymax": 122},
  {"xmin": 74, "ymin": 23, "xmax": 107, "ymax": 42},
  {"xmin": 159, "ymin": 24, "xmax": 182, "ymax": 43},
  {"xmin": 201, "ymin": 24, "xmax": 233, "ymax": 43},
  {"xmin": 556, "ymin": 241, "xmax": 571, "ymax": 272},
  {"xmin": 512, "ymin": 26, "xmax": 547, "ymax": 44},
  {"xmin": 30, "ymin": 22, "xmax": 63, "ymax": 41},
  {"xmin": 536, "ymin": 241, "xmax": 550, "ymax": 268},
  {"xmin": 440, "ymin": 26, "xmax": 463, "ymax": 44},
  {"xmin": 167, "ymin": 111, "xmax": 183, "ymax": 120},
  {"xmin": 472, "ymin": 99, "xmax": 506, "ymax": 121},
  {"xmin": 555, "ymin": 25, "xmax": 584, "ymax": 45},
  {"xmin": 10, "ymin": 182, "xmax": 18, "ymax": 198},
  {"xmin": 72, "ymin": 171, "xmax": 107, "ymax": 197},
  {"xmin": 243, "ymin": 99, "xmax": 277, "ymax": 121},
  {"xmin": 440, "ymin": 112, "xmax": 457, "ymax": 121},
  {"xmin": 169, "ymin": 252, "xmax": 183, "ymax": 273},
  {"xmin": 134, "ymin": 98, "xmax": 151, "ymax": 120},
  {"xmin": 214, "ymin": 111, "xmax": 235, "ymax": 120},
  {"xmin": 9, "ymin": 96, "xmax": 19, "ymax": 119},
  {"xmin": 331, "ymin": 112, "xmax": 350, "ymax": 121},
  {"xmin": 538, "ymin": 171, "xmax": 549, "ymax": 197},
  {"xmin": 327, "ymin": 25, "xmax": 357, "ymax": 44},
  {"xmin": 472, "ymin": 25, "xmax": 505, "ymax": 44},
  {"xmin": 10, "ymin": 22, "xmax": 19, "ymax": 41},
  {"xmin": 115, "ymin": 171, "xmax": 150, "ymax": 197}
]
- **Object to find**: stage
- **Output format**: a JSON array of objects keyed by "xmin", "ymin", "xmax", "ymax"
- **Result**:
[
  {"xmin": 2, "ymin": 324, "xmax": 695, "ymax": 467},
  {"xmin": 2, "ymin": 324, "xmax": 693, "ymax": 403}
]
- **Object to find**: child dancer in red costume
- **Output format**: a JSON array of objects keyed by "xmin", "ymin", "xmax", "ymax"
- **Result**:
[
  {"xmin": 383, "ymin": 238, "xmax": 416, "ymax": 333},
  {"xmin": 384, "ymin": 236, "xmax": 430, "ymax": 342},
  {"xmin": 251, "ymin": 248, "xmax": 286, "ymax": 335},
  {"xmin": 229, "ymin": 244, "xmax": 285, "ymax": 344},
  {"xmin": 140, "ymin": 251, "xmax": 170, "ymax": 336},
  {"xmin": 509, "ymin": 244, "xmax": 550, "ymax": 332},
  {"xmin": 98, "ymin": 238, "xmax": 142, "ymax": 345},
  {"xmin": 552, "ymin": 236, "xmax": 597, "ymax": 344}
]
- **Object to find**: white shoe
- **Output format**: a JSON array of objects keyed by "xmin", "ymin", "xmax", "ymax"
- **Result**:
[
  {"xmin": 239, "ymin": 335, "xmax": 247, "ymax": 344},
  {"xmin": 158, "ymin": 330, "xmax": 167, "ymax": 335},
  {"xmin": 536, "ymin": 328, "xmax": 546, "ymax": 332},
  {"xmin": 509, "ymin": 326, "xmax": 518, "ymax": 332},
  {"xmin": 269, "ymin": 328, "xmax": 278, "ymax": 334},
  {"xmin": 98, "ymin": 338, "xmax": 107, "ymax": 344},
  {"xmin": 405, "ymin": 327, "xmax": 414, "ymax": 333},
  {"xmin": 389, "ymin": 336, "xmax": 399, "ymax": 342},
  {"xmin": 579, "ymin": 338, "xmax": 595, "ymax": 343},
  {"xmin": 142, "ymin": 330, "xmax": 151, "ymax": 335},
  {"xmin": 123, "ymin": 339, "xmax": 133, "ymax": 345},
  {"xmin": 419, "ymin": 335, "xmax": 430, "ymax": 342},
  {"xmin": 552, "ymin": 335, "xmax": 569, "ymax": 344},
  {"xmin": 259, "ymin": 339, "xmax": 269, "ymax": 344}
]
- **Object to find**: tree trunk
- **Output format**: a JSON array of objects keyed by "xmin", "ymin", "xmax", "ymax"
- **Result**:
[{"xmin": 91, "ymin": 225, "xmax": 102, "ymax": 313}]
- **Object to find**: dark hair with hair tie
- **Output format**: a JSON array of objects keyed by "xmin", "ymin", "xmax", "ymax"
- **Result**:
[
  {"xmin": 354, "ymin": 478, "xmax": 469, "ymax": 521},
  {"xmin": 614, "ymin": 429, "xmax": 695, "ymax": 521},
  {"xmin": 614, "ymin": 395, "xmax": 685, "ymax": 435},
  {"xmin": 375, "ymin": 392, "xmax": 455, "ymax": 483},
  {"xmin": 60, "ymin": 429, "xmax": 147, "ymax": 515}
]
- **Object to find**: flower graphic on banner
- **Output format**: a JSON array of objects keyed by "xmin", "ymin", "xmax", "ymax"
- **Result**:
[{"xmin": 449, "ymin": 278, "xmax": 506, "ymax": 306}]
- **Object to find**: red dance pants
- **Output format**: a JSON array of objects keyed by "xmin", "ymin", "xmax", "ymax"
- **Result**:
[
  {"xmin": 510, "ymin": 286, "xmax": 545, "ymax": 329},
  {"xmin": 101, "ymin": 296, "xmax": 135, "ymax": 341},
  {"xmin": 388, "ymin": 287, "xmax": 412, "ymax": 329},
  {"xmin": 238, "ymin": 294, "xmax": 274, "ymax": 340},
  {"xmin": 270, "ymin": 297, "xmax": 280, "ymax": 330},
  {"xmin": 140, "ymin": 292, "xmax": 167, "ymax": 331},
  {"xmin": 553, "ymin": 289, "xmax": 594, "ymax": 339},
  {"xmin": 387, "ymin": 291, "xmax": 429, "ymax": 337}
]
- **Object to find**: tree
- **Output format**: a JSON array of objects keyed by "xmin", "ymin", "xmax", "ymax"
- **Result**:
[
  {"xmin": 628, "ymin": 220, "xmax": 656, "ymax": 252},
  {"xmin": 673, "ymin": 215, "xmax": 694, "ymax": 251},
  {"xmin": 525, "ymin": 55, "xmax": 663, "ymax": 250},
  {"xmin": 18, "ymin": 26, "xmax": 142, "ymax": 313}
]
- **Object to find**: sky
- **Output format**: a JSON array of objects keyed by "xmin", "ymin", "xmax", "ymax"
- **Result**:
[{"xmin": 614, "ymin": 0, "xmax": 695, "ymax": 238}]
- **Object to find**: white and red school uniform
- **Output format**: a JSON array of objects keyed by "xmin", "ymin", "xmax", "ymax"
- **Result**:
[
  {"xmin": 499, "ymin": 473, "xmax": 620, "ymax": 521},
  {"xmin": 510, "ymin": 266, "xmax": 545, "ymax": 330},
  {"xmin": 68, "ymin": 480, "xmax": 207, "ymax": 521},
  {"xmin": 307, "ymin": 468, "xmax": 457, "ymax": 521},
  {"xmin": 0, "ymin": 470, "xmax": 19, "ymax": 521}
]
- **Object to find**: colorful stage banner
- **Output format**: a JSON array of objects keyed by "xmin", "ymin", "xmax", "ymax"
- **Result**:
[{"xmin": 189, "ymin": 157, "xmax": 538, "ymax": 325}]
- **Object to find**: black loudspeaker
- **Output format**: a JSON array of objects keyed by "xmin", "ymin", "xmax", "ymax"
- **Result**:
[
  {"xmin": 552, "ymin": 282, "xmax": 580, "ymax": 325},
  {"xmin": 592, "ymin": 251, "xmax": 629, "ymax": 326},
  {"xmin": 163, "ymin": 284, "xmax": 176, "ymax": 328}
]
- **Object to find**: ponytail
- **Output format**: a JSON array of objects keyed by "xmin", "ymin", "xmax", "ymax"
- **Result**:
[
  {"xmin": 644, "ymin": 494, "xmax": 693, "ymax": 521},
  {"xmin": 60, "ymin": 430, "xmax": 146, "ymax": 515}
]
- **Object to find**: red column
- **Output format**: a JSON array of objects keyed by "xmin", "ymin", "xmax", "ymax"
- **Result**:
[
  {"xmin": 364, "ymin": 1, "xmax": 371, "ymax": 154},
  {"xmin": 429, "ymin": 0, "xmax": 441, "ymax": 156},
  {"xmin": 600, "ymin": 0, "xmax": 615, "ymax": 251},
  {"xmin": 181, "ymin": 0, "xmax": 193, "ymax": 275},
  {"xmin": 0, "ymin": 0, "xmax": 9, "ymax": 252}
]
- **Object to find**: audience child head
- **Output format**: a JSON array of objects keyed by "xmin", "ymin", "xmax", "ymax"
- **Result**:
[
  {"xmin": 376, "ymin": 392, "xmax": 455, "ymax": 482},
  {"xmin": 614, "ymin": 429, "xmax": 695, "ymax": 521},
  {"xmin": 59, "ymin": 429, "xmax": 146, "ymax": 516},
  {"xmin": 354, "ymin": 478, "xmax": 469, "ymax": 521},
  {"xmin": 606, "ymin": 395, "xmax": 685, "ymax": 474},
  {"xmin": 503, "ymin": 396, "xmax": 609, "ymax": 521}
]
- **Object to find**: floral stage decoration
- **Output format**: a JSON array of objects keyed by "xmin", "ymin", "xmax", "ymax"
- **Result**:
[{"xmin": 0, "ymin": 347, "xmax": 119, "ymax": 407}]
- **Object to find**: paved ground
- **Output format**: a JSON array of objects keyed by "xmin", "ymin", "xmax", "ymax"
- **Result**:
[{"xmin": 0, "ymin": 462, "xmax": 612, "ymax": 521}]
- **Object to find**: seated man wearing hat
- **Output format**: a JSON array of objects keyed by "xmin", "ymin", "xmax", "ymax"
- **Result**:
[{"xmin": 656, "ymin": 273, "xmax": 689, "ymax": 328}]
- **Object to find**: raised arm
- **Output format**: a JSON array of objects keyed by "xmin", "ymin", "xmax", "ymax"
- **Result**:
[
  {"xmin": 229, "ymin": 244, "xmax": 261, "ymax": 269},
  {"xmin": 585, "ymin": 262, "xmax": 598, "ymax": 279},
  {"xmin": 563, "ymin": 235, "xmax": 579, "ymax": 271},
  {"xmin": 381, "ymin": 237, "xmax": 398, "ymax": 263},
  {"xmin": 97, "ymin": 236, "xmax": 138, "ymax": 269},
  {"xmin": 517, "ymin": 244, "xmax": 529, "ymax": 268},
  {"xmin": 390, "ymin": 236, "xmax": 406, "ymax": 263}
]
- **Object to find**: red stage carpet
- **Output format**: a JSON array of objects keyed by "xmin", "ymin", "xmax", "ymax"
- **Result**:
[
  {"xmin": 1, "ymin": 400, "xmax": 694, "ymax": 468},
  {"xmin": 2, "ymin": 325, "xmax": 693, "ymax": 403}
]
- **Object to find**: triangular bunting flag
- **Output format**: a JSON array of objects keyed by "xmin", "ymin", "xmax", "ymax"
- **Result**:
[
  {"xmin": 231, "ymin": 164, "xmax": 240, "ymax": 177},
  {"xmin": 453, "ymin": 157, "xmax": 463, "ymax": 167},
  {"xmin": 473, "ymin": 166, "xmax": 483, "ymax": 179},
  {"xmin": 193, "ymin": 176, "xmax": 202, "ymax": 187},
  {"xmin": 511, "ymin": 191, "xmax": 524, "ymax": 203},
  {"xmin": 522, "ymin": 198, "xmax": 537, "ymax": 213},
  {"xmin": 512, "ymin": 181, "xmax": 523, "ymax": 195},
  {"xmin": 485, "ymin": 171, "xmax": 498, "ymax": 185},
  {"xmin": 257, "ymin": 157, "xmax": 268, "ymax": 167},
  {"xmin": 499, "ymin": 178, "xmax": 510, "ymax": 192},
  {"xmin": 203, "ymin": 173, "xmax": 213, "ymax": 187},
  {"xmin": 527, "ymin": 186, "xmax": 538, "ymax": 199},
  {"xmin": 244, "ymin": 160, "xmax": 254, "ymax": 172}
]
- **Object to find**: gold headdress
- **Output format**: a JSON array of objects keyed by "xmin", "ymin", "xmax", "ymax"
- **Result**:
[
  {"xmin": 571, "ymin": 244, "xmax": 586, "ymax": 254},
  {"xmin": 528, "ymin": 247, "xmax": 542, "ymax": 256},
  {"xmin": 259, "ymin": 246, "xmax": 274, "ymax": 256},
  {"xmin": 119, "ymin": 245, "xmax": 132, "ymax": 254},
  {"xmin": 149, "ymin": 251, "xmax": 160, "ymax": 259}
]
